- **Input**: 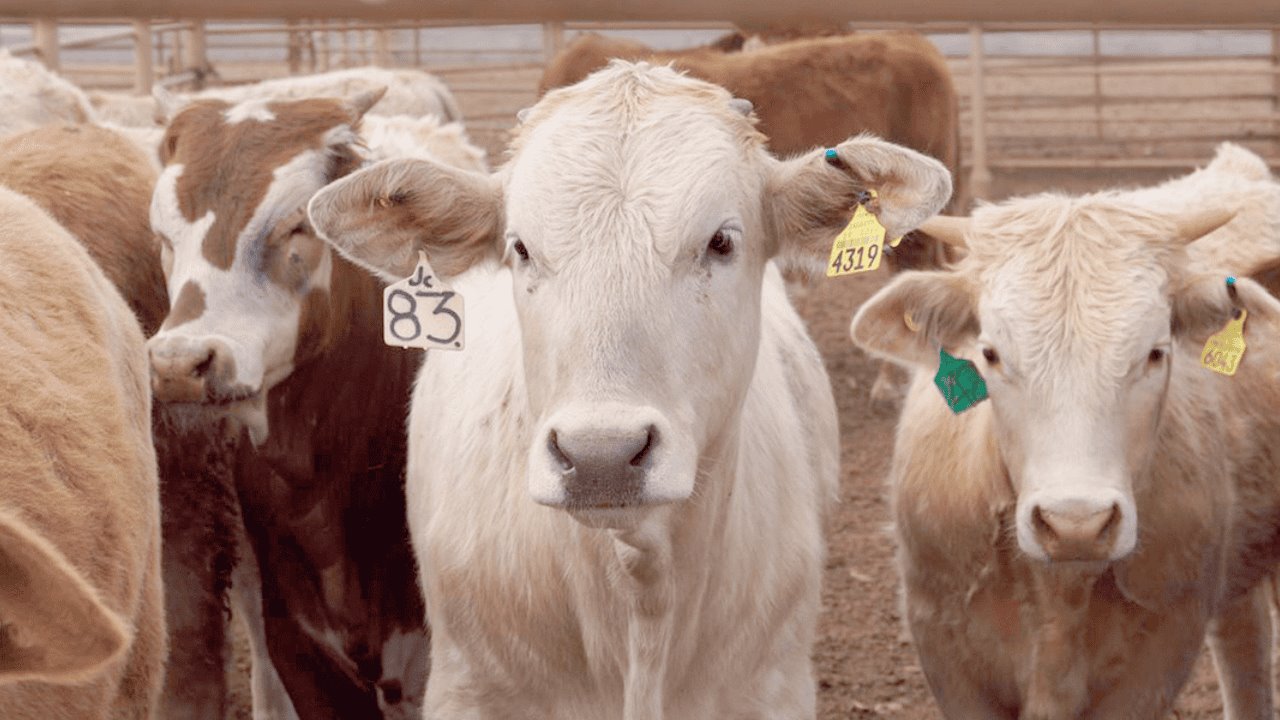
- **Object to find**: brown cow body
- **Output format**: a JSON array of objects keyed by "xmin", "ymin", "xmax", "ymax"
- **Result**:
[{"xmin": 0, "ymin": 123, "xmax": 246, "ymax": 719}]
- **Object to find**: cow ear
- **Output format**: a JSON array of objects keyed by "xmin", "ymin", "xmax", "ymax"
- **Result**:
[
  {"xmin": 1173, "ymin": 274, "xmax": 1280, "ymax": 345},
  {"xmin": 850, "ymin": 270, "xmax": 978, "ymax": 368},
  {"xmin": 308, "ymin": 157, "xmax": 503, "ymax": 283},
  {"xmin": 767, "ymin": 135, "xmax": 953, "ymax": 278},
  {"xmin": 0, "ymin": 510, "xmax": 129, "ymax": 683}
]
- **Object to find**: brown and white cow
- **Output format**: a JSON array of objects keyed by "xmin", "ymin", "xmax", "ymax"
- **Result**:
[
  {"xmin": 0, "ymin": 123, "xmax": 245, "ymax": 720},
  {"xmin": 308, "ymin": 61, "xmax": 951, "ymax": 718},
  {"xmin": 851, "ymin": 144, "xmax": 1280, "ymax": 719},
  {"xmin": 145, "ymin": 89, "xmax": 457, "ymax": 718},
  {"xmin": 0, "ymin": 184, "xmax": 166, "ymax": 720}
]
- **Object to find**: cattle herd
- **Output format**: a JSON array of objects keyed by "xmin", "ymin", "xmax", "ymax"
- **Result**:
[{"xmin": 0, "ymin": 23, "xmax": 1277, "ymax": 720}]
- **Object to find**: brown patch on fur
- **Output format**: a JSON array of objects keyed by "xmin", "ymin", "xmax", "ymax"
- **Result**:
[
  {"xmin": 162, "ymin": 281, "xmax": 206, "ymax": 330},
  {"xmin": 0, "ymin": 124, "xmax": 168, "ymax": 335},
  {"xmin": 162, "ymin": 97, "xmax": 362, "ymax": 271}
]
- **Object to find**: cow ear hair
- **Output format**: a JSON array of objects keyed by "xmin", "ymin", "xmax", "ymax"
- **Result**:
[
  {"xmin": 850, "ymin": 270, "xmax": 978, "ymax": 368},
  {"xmin": 767, "ymin": 135, "xmax": 953, "ymax": 279},
  {"xmin": 308, "ymin": 157, "xmax": 503, "ymax": 282}
]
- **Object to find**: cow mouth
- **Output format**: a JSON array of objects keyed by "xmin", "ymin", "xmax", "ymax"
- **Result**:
[{"xmin": 166, "ymin": 389, "xmax": 270, "ymax": 446}]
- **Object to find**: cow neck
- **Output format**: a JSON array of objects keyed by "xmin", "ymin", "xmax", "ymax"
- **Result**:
[{"xmin": 256, "ymin": 250, "xmax": 418, "ymax": 487}]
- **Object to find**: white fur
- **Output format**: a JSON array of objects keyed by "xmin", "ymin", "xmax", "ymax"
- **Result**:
[
  {"xmin": 199, "ymin": 67, "xmax": 462, "ymax": 122},
  {"xmin": 401, "ymin": 64, "xmax": 841, "ymax": 718},
  {"xmin": 225, "ymin": 98, "xmax": 277, "ymax": 124},
  {"xmin": 0, "ymin": 50, "xmax": 97, "ymax": 138}
]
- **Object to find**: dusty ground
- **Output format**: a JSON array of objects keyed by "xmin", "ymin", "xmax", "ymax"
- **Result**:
[{"xmin": 219, "ymin": 59, "xmax": 1279, "ymax": 718}]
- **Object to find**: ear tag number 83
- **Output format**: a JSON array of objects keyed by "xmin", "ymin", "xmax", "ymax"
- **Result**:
[{"xmin": 383, "ymin": 252, "xmax": 465, "ymax": 351}]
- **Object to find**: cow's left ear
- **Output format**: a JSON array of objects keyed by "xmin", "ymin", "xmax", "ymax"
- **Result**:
[
  {"xmin": 1173, "ymin": 274, "xmax": 1280, "ymax": 345},
  {"xmin": 766, "ymin": 135, "xmax": 953, "ymax": 276}
]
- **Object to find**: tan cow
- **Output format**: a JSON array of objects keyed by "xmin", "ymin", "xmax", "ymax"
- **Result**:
[
  {"xmin": 0, "ymin": 123, "xmax": 247, "ymax": 720},
  {"xmin": 850, "ymin": 144, "xmax": 1280, "ymax": 719},
  {"xmin": 0, "ymin": 185, "xmax": 165, "ymax": 719}
]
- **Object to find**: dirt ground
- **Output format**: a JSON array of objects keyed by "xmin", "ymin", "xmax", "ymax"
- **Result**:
[{"xmin": 220, "ymin": 60, "xmax": 1279, "ymax": 717}]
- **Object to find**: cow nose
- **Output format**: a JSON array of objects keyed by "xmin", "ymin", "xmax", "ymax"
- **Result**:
[
  {"xmin": 1030, "ymin": 501, "xmax": 1122, "ymax": 562},
  {"xmin": 544, "ymin": 423, "xmax": 657, "ymax": 508},
  {"xmin": 147, "ymin": 335, "xmax": 233, "ymax": 403}
]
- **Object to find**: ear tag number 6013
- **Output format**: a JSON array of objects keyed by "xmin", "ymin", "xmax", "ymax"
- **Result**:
[{"xmin": 383, "ymin": 252, "xmax": 465, "ymax": 351}]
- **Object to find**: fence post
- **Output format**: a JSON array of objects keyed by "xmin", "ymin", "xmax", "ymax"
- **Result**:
[
  {"xmin": 33, "ymin": 18, "xmax": 59, "ymax": 71},
  {"xmin": 287, "ymin": 19, "xmax": 303, "ymax": 73},
  {"xmin": 183, "ymin": 20, "xmax": 208, "ymax": 89},
  {"xmin": 1272, "ymin": 26, "xmax": 1279, "ymax": 155},
  {"xmin": 543, "ymin": 22, "xmax": 564, "ymax": 62},
  {"xmin": 133, "ymin": 19, "xmax": 153, "ymax": 94},
  {"xmin": 968, "ymin": 25, "xmax": 992, "ymax": 202},
  {"xmin": 374, "ymin": 27, "xmax": 393, "ymax": 66},
  {"xmin": 1092, "ymin": 24, "xmax": 1103, "ymax": 140}
]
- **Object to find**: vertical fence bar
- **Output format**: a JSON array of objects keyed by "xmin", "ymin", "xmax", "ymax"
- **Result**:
[
  {"xmin": 133, "ymin": 19, "xmax": 153, "ymax": 94},
  {"xmin": 1092, "ymin": 24, "xmax": 1104, "ymax": 140},
  {"xmin": 33, "ymin": 18, "xmax": 59, "ymax": 71},
  {"xmin": 1272, "ymin": 26, "xmax": 1279, "ymax": 155},
  {"xmin": 183, "ymin": 20, "xmax": 208, "ymax": 88},
  {"xmin": 374, "ymin": 26, "xmax": 392, "ymax": 66},
  {"xmin": 968, "ymin": 25, "xmax": 992, "ymax": 202},
  {"xmin": 316, "ymin": 21, "xmax": 330, "ymax": 71},
  {"xmin": 287, "ymin": 19, "xmax": 303, "ymax": 74},
  {"xmin": 543, "ymin": 21, "xmax": 564, "ymax": 62}
]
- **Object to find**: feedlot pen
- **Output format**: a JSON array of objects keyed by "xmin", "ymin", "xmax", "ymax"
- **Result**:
[{"xmin": 3, "ymin": 17, "xmax": 1280, "ymax": 718}]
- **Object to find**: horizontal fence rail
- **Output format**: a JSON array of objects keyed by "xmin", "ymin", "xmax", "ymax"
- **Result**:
[{"xmin": 1, "ymin": 18, "xmax": 1278, "ymax": 200}]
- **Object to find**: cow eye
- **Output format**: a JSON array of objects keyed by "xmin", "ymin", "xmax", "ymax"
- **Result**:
[
  {"xmin": 981, "ymin": 347, "xmax": 999, "ymax": 365},
  {"xmin": 707, "ymin": 229, "xmax": 734, "ymax": 258},
  {"xmin": 1148, "ymin": 347, "xmax": 1166, "ymax": 364},
  {"xmin": 513, "ymin": 239, "xmax": 530, "ymax": 262}
]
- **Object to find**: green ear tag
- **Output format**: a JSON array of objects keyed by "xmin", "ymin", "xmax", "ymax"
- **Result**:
[{"xmin": 934, "ymin": 348, "xmax": 988, "ymax": 414}]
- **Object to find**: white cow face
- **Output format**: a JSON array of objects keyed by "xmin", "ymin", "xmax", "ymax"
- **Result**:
[
  {"xmin": 310, "ymin": 62, "xmax": 951, "ymax": 526},
  {"xmin": 146, "ymin": 91, "xmax": 381, "ymax": 438},
  {"xmin": 853, "ymin": 196, "xmax": 1246, "ymax": 564}
]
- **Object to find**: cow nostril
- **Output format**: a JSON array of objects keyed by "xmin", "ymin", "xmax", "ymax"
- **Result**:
[
  {"xmin": 547, "ymin": 429, "xmax": 573, "ymax": 472},
  {"xmin": 630, "ymin": 425, "xmax": 657, "ymax": 467},
  {"xmin": 1098, "ymin": 503, "xmax": 1121, "ymax": 538},
  {"xmin": 191, "ymin": 348, "xmax": 215, "ymax": 379},
  {"xmin": 377, "ymin": 679, "xmax": 403, "ymax": 705},
  {"xmin": 1031, "ymin": 506, "xmax": 1056, "ymax": 541}
]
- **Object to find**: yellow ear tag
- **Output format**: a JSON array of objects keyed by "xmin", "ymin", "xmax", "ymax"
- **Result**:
[
  {"xmin": 827, "ymin": 201, "xmax": 887, "ymax": 277},
  {"xmin": 383, "ymin": 252, "xmax": 465, "ymax": 351},
  {"xmin": 1200, "ymin": 308, "xmax": 1246, "ymax": 376}
]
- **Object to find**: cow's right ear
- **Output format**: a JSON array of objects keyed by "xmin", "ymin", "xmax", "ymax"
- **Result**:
[
  {"xmin": 850, "ymin": 270, "xmax": 978, "ymax": 367},
  {"xmin": 0, "ymin": 510, "xmax": 129, "ymax": 683},
  {"xmin": 308, "ymin": 157, "xmax": 503, "ymax": 283}
]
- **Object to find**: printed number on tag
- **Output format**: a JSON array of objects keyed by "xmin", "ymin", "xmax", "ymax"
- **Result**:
[
  {"xmin": 1201, "ymin": 309, "xmax": 1246, "ymax": 376},
  {"xmin": 827, "ymin": 204, "xmax": 886, "ymax": 277},
  {"xmin": 383, "ymin": 253, "xmax": 465, "ymax": 351}
]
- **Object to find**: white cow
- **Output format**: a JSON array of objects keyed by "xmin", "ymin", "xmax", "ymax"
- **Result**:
[
  {"xmin": 308, "ymin": 61, "xmax": 951, "ymax": 718},
  {"xmin": 851, "ymin": 144, "xmax": 1280, "ymax": 719},
  {"xmin": 0, "ymin": 50, "xmax": 97, "ymax": 138}
]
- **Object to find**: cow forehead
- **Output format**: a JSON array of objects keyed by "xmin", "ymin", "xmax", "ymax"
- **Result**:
[
  {"xmin": 967, "ymin": 195, "xmax": 1177, "ymax": 384},
  {"xmin": 506, "ymin": 65, "xmax": 765, "ymax": 261},
  {"xmin": 165, "ymin": 97, "xmax": 360, "ymax": 270}
]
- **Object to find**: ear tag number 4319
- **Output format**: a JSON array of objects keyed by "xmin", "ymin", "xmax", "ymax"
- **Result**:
[
  {"xmin": 383, "ymin": 252, "xmax": 465, "ymax": 351},
  {"xmin": 826, "ymin": 189, "xmax": 902, "ymax": 278}
]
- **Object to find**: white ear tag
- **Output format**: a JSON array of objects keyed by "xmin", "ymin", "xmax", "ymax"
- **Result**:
[{"xmin": 383, "ymin": 252, "xmax": 465, "ymax": 351}]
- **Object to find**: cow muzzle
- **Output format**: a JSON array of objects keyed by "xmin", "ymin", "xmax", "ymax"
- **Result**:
[
  {"xmin": 1017, "ymin": 489, "xmax": 1136, "ymax": 563},
  {"xmin": 528, "ymin": 403, "xmax": 696, "ymax": 519},
  {"xmin": 147, "ymin": 334, "xmax": 246, "ymax": 404}
]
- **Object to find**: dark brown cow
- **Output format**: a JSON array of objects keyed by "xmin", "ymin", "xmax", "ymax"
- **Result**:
[
  {"xmin": 146, "ymin": 92, "xmax": 427, "ymax": 718},
  {"xmin": 0, "ymin": 124, "xmax": 244, "ymax": 719}
]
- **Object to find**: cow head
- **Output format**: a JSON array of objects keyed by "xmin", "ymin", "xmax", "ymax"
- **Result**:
[
  {"xmin": 852, "ymin": 183, "xmax": 1277, "ymax": 565},
  {"xmin": 309, "ymin": 62, "xmax": 951, "ymax": 527},
  {"xmin": 146, "ymin": 90, "xmax": 383, "ymax": 440}
]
